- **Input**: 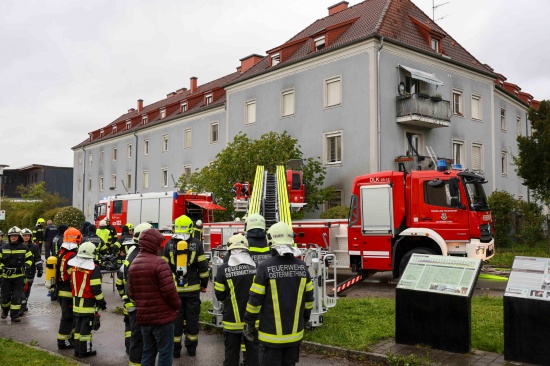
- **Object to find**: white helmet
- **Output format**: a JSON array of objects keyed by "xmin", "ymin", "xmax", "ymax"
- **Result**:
[
  {"xmin": 227, "ymin": 234, "xmax": 249, "ymax": 251},
  {"xmin": 133, "ymin": 222, "xmax": 153, "ymax": 243},
  {"xmin": 8, "ymin": 226, "xmax": 22, "ymax": 237},
  {"xmin": 245, "ymin": 213, "xmax": 266, "ymax": 232},
  {"xmin": 99, "ymin": 220, "xmax": 107, "ymax": 227},
  {"xmin": 21, "ymin": 228, "xmax": 33, "ymax": 236},
  {"xmin": 266, "ymin": 222, "xmax": 294, "ymax": 247},
  {"xmin": 77, "ymin": 241, "xmax": 96, "ymax": 259}
]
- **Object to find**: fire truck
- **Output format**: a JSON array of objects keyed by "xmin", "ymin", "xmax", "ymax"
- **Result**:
[{"xmin": 94, "ymin": 191, "xmax": 225, "ymax": 240}]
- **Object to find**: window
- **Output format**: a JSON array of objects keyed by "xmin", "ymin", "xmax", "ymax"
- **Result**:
[
  {"xmin": 430, "ymin": 38, "xmax": 439, "ymax": 52},
  {"xmin": 325, "ymin": 76, "xmax": 342, "ymax": 108},
  {"xmin": 210, "ymin": 122, "xmax": 219, "ymax": 144},
  {"xmin": 113, "ymin": 147, "xmax": 117, "ymax": 161},
  {"xmin": 89, "ymin": 153, "xmax": 93, "ymax": 166},
  {"xmin": 100, "ymin": 150, "xmax": 104, "ymax": 164},
  {"xmin": 142, "ymin": 171, "xmax": 149, "ymax": 189},
  {"xmin": 162, "ymin": 134, "xmax": 169, "ymax": 152},
  {"xmin": 281, "ymin": 89, "xmax": 295, "ymax": 117},
  {"xmin": 500, "ymin": 108, "xmax": 506, "ymax": 130},
  {"xmin": 314, "ymin": 36, "xmax": 326, "ymax": 51},
  {"xmin": 471, "ymin": 142, "xmax": 483, "ymax": 172},
  {"xmin": 501, "ymin": 150, "xmax": 508, "ymax": 176},
  {"xmin": 112, "ymin": 125, "xmax": 117, "ymax": 133},
  {"xmin": 245, "ymin": 100, "xmax": 256, "ymax": 125},
  {"xmin": 126, "ymin": 173, "xmax": 132, "ymax": 190},
  {"xmin": 205, "ymin": 94, "xmax": 213, "ymax": 105},
  {"xmin": 405, "ymin": 132, "xmax": 424, "ymax": 156},
  {"xmin": 142, "ymin": 116, "xmax": 147, "ymax": 125},
  {"xmin": 324, "ymin": 189, "xmax": 342, "ymax": 211},
  {"xmin": 126, "ymin": 121, "xmax": 131, "ymax": 130},
  {"xmin": 127, "ymin": 143, "xmax": 132, "ymax": 159},
  {"xmin": 111, "ymin": 174, "xmax": 117, "ymax": 190},
  {"xmin": 181, "ymin": 102, "xmax": 187, "ymax": 112},
  {"xmin": 324, "ymin": 131, "xmax": 342, "ymax": 165},
  {"xmin": 161, "ymin": 168, "xmax": 168, "ymax": 188},
  {"xmin": 424, "ymin": 180, "xmax": 453, "ymax": 208},
  {"xmin": 184, "ymin": 128, "xmax": 192, "ymax": 149},
  {"xmin": 99, "ymin": 176, "xmax": 104, "ymax": 191},
  {"xmin": 471, "ymin": 95, "xmax": 481, "ymax": 120},
  {"xmin": 452, "ymin": 90, "xmax": 463, "ymax": 115},
  {"xmin": 452, "ymin": 139, "xmax": 465, "ymax": 166},
  {"xmin": 160, "ymin": 108, "xmax": 166, "ymax": 119},
  {"xmin": 517, "ymin": 116, "xmax": 522, "ymax": 136},
  {"xmin": 87, "ymin": 178, "xmax": 92, "ymax": 192},
  {"xmin": 183, "ymin": 165, "xmax": 192, "ymax": 180},
  {"xmin": 100, "ymin": 129, "xmax": 104, "ymax": 138},
  {"xmin": 271, "ymin": 53, "xmax": 280, "ymax": 66},
  {"xmin": 144, "ymin": 139, "xmax": 149, "ymax": 155}
]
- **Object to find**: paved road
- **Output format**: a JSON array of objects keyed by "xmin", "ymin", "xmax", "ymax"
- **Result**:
[{"xmin": 0, "ymin": 273, "xmax": 360, "ymax": 366}]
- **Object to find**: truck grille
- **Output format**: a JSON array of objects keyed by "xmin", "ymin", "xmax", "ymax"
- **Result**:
[{"xmin": 480, "ymin": 223, "xmax": 492, "ymax": 242}]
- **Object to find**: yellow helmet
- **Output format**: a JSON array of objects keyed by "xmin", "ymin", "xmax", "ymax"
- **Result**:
[
  {"xmin": 245, "ymin": 213, "xmax": 266, "ymax": 232},
  {"xmin": 174, "ymin": 215, "xmax": 193, "ymax": 234},
  {"xmin": 37, "ymin": 218, "xmax": 45, "ymax": 225},
  {"xmin": 227, "ymin": 234, "xmax": 249, "ymax": 251},
  {"xmin": 77, "ymin": 242, "xmax": 96, "ymax": 259},
  {"xmin": 266, "ymin": 222, "xmax": 294, "ymax": 247}
]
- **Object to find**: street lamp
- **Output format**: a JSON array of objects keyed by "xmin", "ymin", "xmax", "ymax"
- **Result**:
[{"xmin": 0, "ymin": 164, "xmax": 8, "ymax": 213}]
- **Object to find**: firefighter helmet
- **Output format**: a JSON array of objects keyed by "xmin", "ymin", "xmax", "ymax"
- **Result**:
[
  {"xmin": 266, "ymin": 222, "xmax": 294, "ymax": 247},
  {"xmin": 125, "ymin": 223, "xmax": 134, "ymax": 231},
  {"xmin": 21, "ymin": 228, "xmax": 33, "ymax": 236},
  {"xmin": 77, "ymin": 241, "xmax": 96, "ymax": 259},
  {"xmin": 174, "ymin": 215, "xmax": 193, "ymax": 234},
  {"xmin": 99, "ymin": 220, "xmax": 107, "ymax": 227},
  {"xmin": 227, "ymin": 233, "xmax": 249, "ymax": 251},
  {"xmin": 195, "ymin": 219, "xmax": 203, "ymax": 228},
  {"xmin": 63, "ymin": 227, "xmax": 82, "ymax": 244},
  {"xmin": 245, "ymin": 213, "xmax": 266, "ymax": 232},
  {"xmin": 7, "ymin": 226, "xmax": 21, "ymax": 237},
  {"xmin": 133, "ymin": 222, "xmax": 153, "ymax": 243},
  {"xmin": 36, "ymin": 218, "xmax": 45, "ymax": 225}
]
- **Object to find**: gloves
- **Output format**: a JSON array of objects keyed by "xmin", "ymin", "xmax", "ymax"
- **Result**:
[
  {"xmin": 96, "ymin": 299, "xmax": 107, "ymax": 310},
  {"xmin": 243, "ymin": 322, "xmax": 256, "ymax": 342},
  {"xmin": 37, "ymin": 271, "xmax": 43, "ymax": 278},
  {"xmin": 4, "ymin": 268, "xmax": 14, "ymax": 276}
]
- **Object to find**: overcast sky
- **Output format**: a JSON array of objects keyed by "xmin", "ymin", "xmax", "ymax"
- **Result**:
[{"xmin": 1, "ymin": 0, "xmax": 548, "ymax": 170}]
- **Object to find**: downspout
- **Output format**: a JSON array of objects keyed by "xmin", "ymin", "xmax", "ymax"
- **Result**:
[
  {"xmin": 82, "ymin": 147, "xmax": 86, "ymax": 213},
  {"xmin": 525, "ymin": 111, "xmax": 530, "ymax": 203},
  {"xmin": 377, "ymin": 37, "xmax": 384, "ymax": 171},
  {"xmin": 134, "ymin": 132, "xmax": 138, "ymax": 193}
]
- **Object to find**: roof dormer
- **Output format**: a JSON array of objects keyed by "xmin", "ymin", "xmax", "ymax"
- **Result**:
[{"xmin": 410, "ymin": 16, "xmax": 445, "ymax": 54}]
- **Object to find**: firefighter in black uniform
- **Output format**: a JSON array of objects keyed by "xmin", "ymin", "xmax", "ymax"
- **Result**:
[
  {"xmin": 52, "ymin": 224, "xmax": 68, "ymax": 256},
  {"xmin": 83, "ymin": 225, "xmax": 106, "ymax": 267},
  {"xmin": 116, "ymin": 222, "xmax": 151, "ymax": 365},
  {"xmin": 56, "ymin": 227, "xmax": 82, "ymax": 349},
  {"xmin": 215, "ymin": 234, "xmax": 259, "ymax": 366},
  {"xmin": 243, "ymin": 221, "xmax": 314, "ymax": 366},
  {"xmin": 32, "ymin": 218, "xmax": 46, "ymax": 256},
  {"xmin": 43, "ymin": 220, "xmax": 58, "ymax": 260},
  {"xmin": 0, "ymin": 226, "xmax": 33, "ymax": 322},
  {"xmin": 115, "ymin": 223, "xmax": 133, "ymax": 267},
  {"xmin": 20, "ymin": 228, "xmax": 43, "ymax": 314},
  {"xmin": 245, "ymin": 214, "xmax": 271, "ymax": 266},
  {"xmin": 163, "ymin": 214, "xmax": 209, "ymax": 357}
]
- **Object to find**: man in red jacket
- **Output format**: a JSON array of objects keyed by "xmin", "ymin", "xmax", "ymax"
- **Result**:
[{"xmin": 128, "ymin": 228, "xmax": 181, "ymax": 366}]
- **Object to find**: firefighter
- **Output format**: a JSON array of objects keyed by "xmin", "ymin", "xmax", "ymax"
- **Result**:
[
  {"xmin": 0, "ymin": 230, "xmax": 5, "ymax": 244},
  {"xmin": 20, "ymin": 228, "xmax": 43, "ymax": 314},
  {"xmin": 116, "ymin": 223, "xmax": 134, "ymax": 267},
  {"xmin": 52, "ymin": 224, "xmax": 68, "ymax": 256},
  {"xmin": 97, "ymin": 220, "xmax": 119, "ymax": 265},
  {"xmin": 0, "ymin": 227, "xmax": 32, "ymax": 322},
  {"xmin": 245, "ymin": 214, "xmax": 271, "ymax": 266},
  {"xmin": 116, "ymin": 222, "xmax": 151, "ymax": 365},
  {"xmin": 83, "ymin": 225, "xmax": 106, "ymax": 267},
  {"xmin": 215, "ymin": 234, "xmax": 258, "ymax": 366},
  {"xmin": 163, "ymin": 214, "xmax": 209, "ymax": 357},
  {"xmin": 43, "ymin": 219, "xmax": 58, "ymax": 260},
  {"xmin": 232, "ymin": 181, "xmax": 243, "ymax": 200},
  {"xmin": 56, "ymin": 227, "xmax": 82, "ymax": 349},
  {"xmin": 243, "ymin": 222, "xmax": 314, "ymax": 366},
  {"xmin": 190, "ymin": 219, "xmax": 203, "ymax": 242},
  {"xmin": 105, "ymin": 217, "xmax": 119, "ymax": 244},
  {"xmin": 69, "ymin": 241, "xmax": 106, "ymax": 358},
  {"xmin": 32, "ymin": 218, "xmax": 46, "ymax": 256}
]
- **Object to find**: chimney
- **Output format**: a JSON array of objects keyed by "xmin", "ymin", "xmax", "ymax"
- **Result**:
[
  {"xmin": 190, "ymin": 77, "xmax": 198, "ymax": 93},
  {"xmin": 240, "ymin": 54, "xmax": 264, "ymax": 73},
  {"xmin": 328, "ymin": 1, "xmax": 349, "ymax": 16},
  {"xmin": 137, "ymin": 99, "xmax": 143, "ymax": 112}
]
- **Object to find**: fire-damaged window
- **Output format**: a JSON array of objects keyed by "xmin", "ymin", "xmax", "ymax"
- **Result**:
[{"xmin": 424, "ymin": 180, "xmax": 454, "ymax": 208}]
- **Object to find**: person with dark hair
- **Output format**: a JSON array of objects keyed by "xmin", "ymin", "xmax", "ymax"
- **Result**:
[
  {"xmin": 80, "ymin": 222, "xmax": 92, "ymax": 238},
  {"xmin": 83, "ymin": 225, "xmax": 106, "ymax": 266},
  {"xmin": 43, "ymin": 220, "xmax": 58, "ymax": 260},
  {"xmin": 52, "ymin": 224, "xmax": 68, "ymax": 256}
]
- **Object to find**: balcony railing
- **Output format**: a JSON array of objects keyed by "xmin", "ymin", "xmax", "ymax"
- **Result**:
[{"xmin": 396, "ymin": 94, "xmax": 452, "ymax": 128}]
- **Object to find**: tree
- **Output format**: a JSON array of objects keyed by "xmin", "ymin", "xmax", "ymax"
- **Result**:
[
  {"xmin": 179, "ymin": 131, "xmax": 334, "ymax": 221},
  {"xmin": 514, "ymin": 100, "xmax": 550, "ymax": 204},
  {"xmin": 54, "ymin": 206, "xmax": 86, "ymax": 229}
]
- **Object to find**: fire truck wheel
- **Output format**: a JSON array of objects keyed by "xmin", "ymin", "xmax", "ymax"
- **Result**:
[{"xmin": 398, "ymin": 247, "xmax": 435, "ymax": 277}]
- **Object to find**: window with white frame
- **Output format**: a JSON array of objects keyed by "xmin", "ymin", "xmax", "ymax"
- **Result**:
[
  {"xmin": 88, "ymin": 178, "xmax": 92, "ymax": 191},
  {"xmin": 205, "ymin": 94, "xmax": 213, "ymax": 105},
  {"xmin": 100, "ymin": 150, "xmax": 104, "ymax": 164},
  {"xmin": 325, "ymin": 76, "xmax": 342, "ymax": 108},
  {"xmin": 517, "ymin": 116, "xmax": 522, "ymax": 136},
  {"xmin": 245, "ymin": 100, "xmax": 256, "ymax": 125},
  {"xmin": 144, "ymin": 139, "xmax": 149, "ymax": 155},
  {"xmin": 100, "ymin": 129, "xmax": 104, "ymax": 138},
  {"xmin": 184, "ymin": 128, "xmax": 192, "ymax": 149},
  {"xmin": 160, "ymin": 108, "xmax": 166, "ymax": 119},
  {"xmin": 471, "ymin": 142, "xmax": 483, "ymax": 172},
  {"xmin": 127, "ymin": 143, "xmax": 132, "ymax": 159},
  {"xmin": 314, "ymin": 36, "xmax": 326, "ymax": 51},
  {"xmin": 452, "ymin": 139, "xmax": 465, "ymax": 166},
  {"xmin": 281, "ymin": 89, "xmax": 295, "ymax": 117},
  {"xmin": 99, "ymin": 176, "xmax": 104, "ymax": 191},
  {"xmin": 181, "ymin": 102, "xmax": 187, "ymax": 112},
  {"xmin": 271, "ymin": 53, "xmax": 280, "ymax": 66},
  {"xmin": 142, "ymin": 170, "xmax": 149, "ymax": 189},
  {"xmin": 126, "ymin": 121, "xmax": 131, "ymax": 130},
  {"xmin": 324, "ymin": 189, "xmax": 342, "ymax": 211},
  {"xmin": 113, "ymin": 147, "xmax": 117, "ymax": 161},
  {"xmin": 161, "ymin": 168, "xmax": 169, "ymax": 187},
  {"xmin": 210, "ymin": 122, "xmax": 219, "ymax": 144},
  {"xmin": 500, "ymin": 108, "xmax": 506, "ymax": 130},
  {"xmin": 501, "ymin": 150, "xmax": 508, "ymax": 176},
  {"xmin": 471, "ymin": 95, "xmax": 481, "ymax": 120},
  {"xmin": 89, "ymin": 153, "xmax": 93, "ymax": 166},
  {"xmin": 324, "ymin": 131, "xmax": 342, "ymax": 165},
  {"xmin": 453, "ymin": 90, "xmax": 463, "ymax": 115},
  {"xmin": 183, "ymin": 165, "xmax": 192, "ymax": 177},
  {"xmin": 142, "ymin": 116, "xmax": 147, "ymax": 125},
  {"xmin": 162, "ymin": 134, "xmax": 169, "ymax": 152},
  {"xmin": 126, "ymin": 173, "xmax": 132, "ymax": 190},
  {"xmin": 113, "ymin": 125, "xmax": 117, "ymax": 133},
  {"xmin": 111, "ymin": 174, "xmax": 117, "ymax": 189},
  {"xmin": 431, "ymin": 38, "xmax": 439, "ymax": 52}
]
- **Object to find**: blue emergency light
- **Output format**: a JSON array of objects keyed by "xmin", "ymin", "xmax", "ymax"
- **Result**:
[
  {"xmin": 436, "ymin": 159, "xmax": 447, "ymax": 171},
  {"xmin": 452, "ymin": 164, "xmax": 463, "ymax": 170}
]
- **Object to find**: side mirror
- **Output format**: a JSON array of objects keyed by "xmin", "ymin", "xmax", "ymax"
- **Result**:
[{"xmin": 448, "ymin": 178, "xmax": 459, "ymax": 197}]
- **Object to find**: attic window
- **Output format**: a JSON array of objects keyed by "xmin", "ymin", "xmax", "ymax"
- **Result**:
[
  {"xmin": 142, "ymin": 116, "xmax": 148, "ymax": 125},
  {"xmin": 271, "ymin": 53, "xmax": 280, "ymax": 66},
  {"xmin": 205, "ymin": 94, "xmax": 213, "ymax": 105},
  {"xmin": 112, "ymin": 125, "xmax": 117, "ymax": 134},
  {"xmin": 126, "ymin": 121, "xmax": 131, "ymax": 130},
  {"xmin": 315, "ymin": 36, "xmax": 326, "ymax": 51},
  {"xmin": 431, "ymin": 38, "xmax": 439, "ymax": 52},
  {"xmin": 89, "ymin": 133, "xmax": 93, "ymax": 142},
  {"xmin": 181, "ymin": 102, "xmax": 188, "ymax": 112},
  {"xmin": 100, "ymin": 129, "xmax": 104, "ymax": 138},
  {"xmin": 160, "ymin": 108, "xmax": 166, "ymax": 119}
]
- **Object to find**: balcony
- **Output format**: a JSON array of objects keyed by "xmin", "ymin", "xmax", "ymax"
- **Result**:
[{"xmin": 396, "ymin": 94, "xmax": 452, "ymax": 128}]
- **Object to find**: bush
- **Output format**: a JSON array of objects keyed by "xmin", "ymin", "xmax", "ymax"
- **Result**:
[
  {"xmin": 514, "ymin": 200, "xmax": 545, "ymax": 245},
  {"xmin": 320, "ymin": 206, "xmax": 350, "ymax": 219},
  {"xmin": 42, "ymin": 208, "xmax": 62, "ymax": 224},
  {"xmin": 488, "ymin": 191, "xmax": 516, "ymax": 247},
  {"xmin": 53, "ymin": 206, "xmax": 85, "ymax": 229}
]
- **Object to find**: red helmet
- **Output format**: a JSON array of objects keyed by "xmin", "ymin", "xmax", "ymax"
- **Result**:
[{"xmin": 63, "ymin": 227, "xmax": 82, "ymax": 245}]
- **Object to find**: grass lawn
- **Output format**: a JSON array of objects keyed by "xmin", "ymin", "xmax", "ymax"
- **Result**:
[
  {"xmin": 0, "ymin": 338, "xmax": 80, "ymax": 366},
  {"xmin": 489, "ymin": 242, "xmax": 549, "ymax": 268}
]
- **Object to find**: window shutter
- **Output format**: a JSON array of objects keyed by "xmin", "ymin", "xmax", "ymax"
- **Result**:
[
  {"xmin": 472, "ymin": 144, "xmax": 482, "ymax": 171},
  {"xmin": 282, "ymin": 91, "xmax": 294, "ymax": 116},
  {"xmin": 326, "ymin": 79, "xmax": 341, "ymax": 106}
]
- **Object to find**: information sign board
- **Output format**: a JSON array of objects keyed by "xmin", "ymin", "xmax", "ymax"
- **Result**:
[
  {"xmin": 397, "ymin": 254, "xmax": 482, "ymax": 297},
  {"xmin": 505, "ymin": 256, "xmax": 550, "ymax": 301},
  {"xmin": 0, "ymin": 210, "xmax": 4, "ymax": 220}
]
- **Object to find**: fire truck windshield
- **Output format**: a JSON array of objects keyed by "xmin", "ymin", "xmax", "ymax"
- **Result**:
[
  {"xmin": 94, "ymin": 203, "xmax": 106, "ymax": 220},
  {"xmin": 464, "ymin": 181, "xmax": 489, "ymax": 211}
]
